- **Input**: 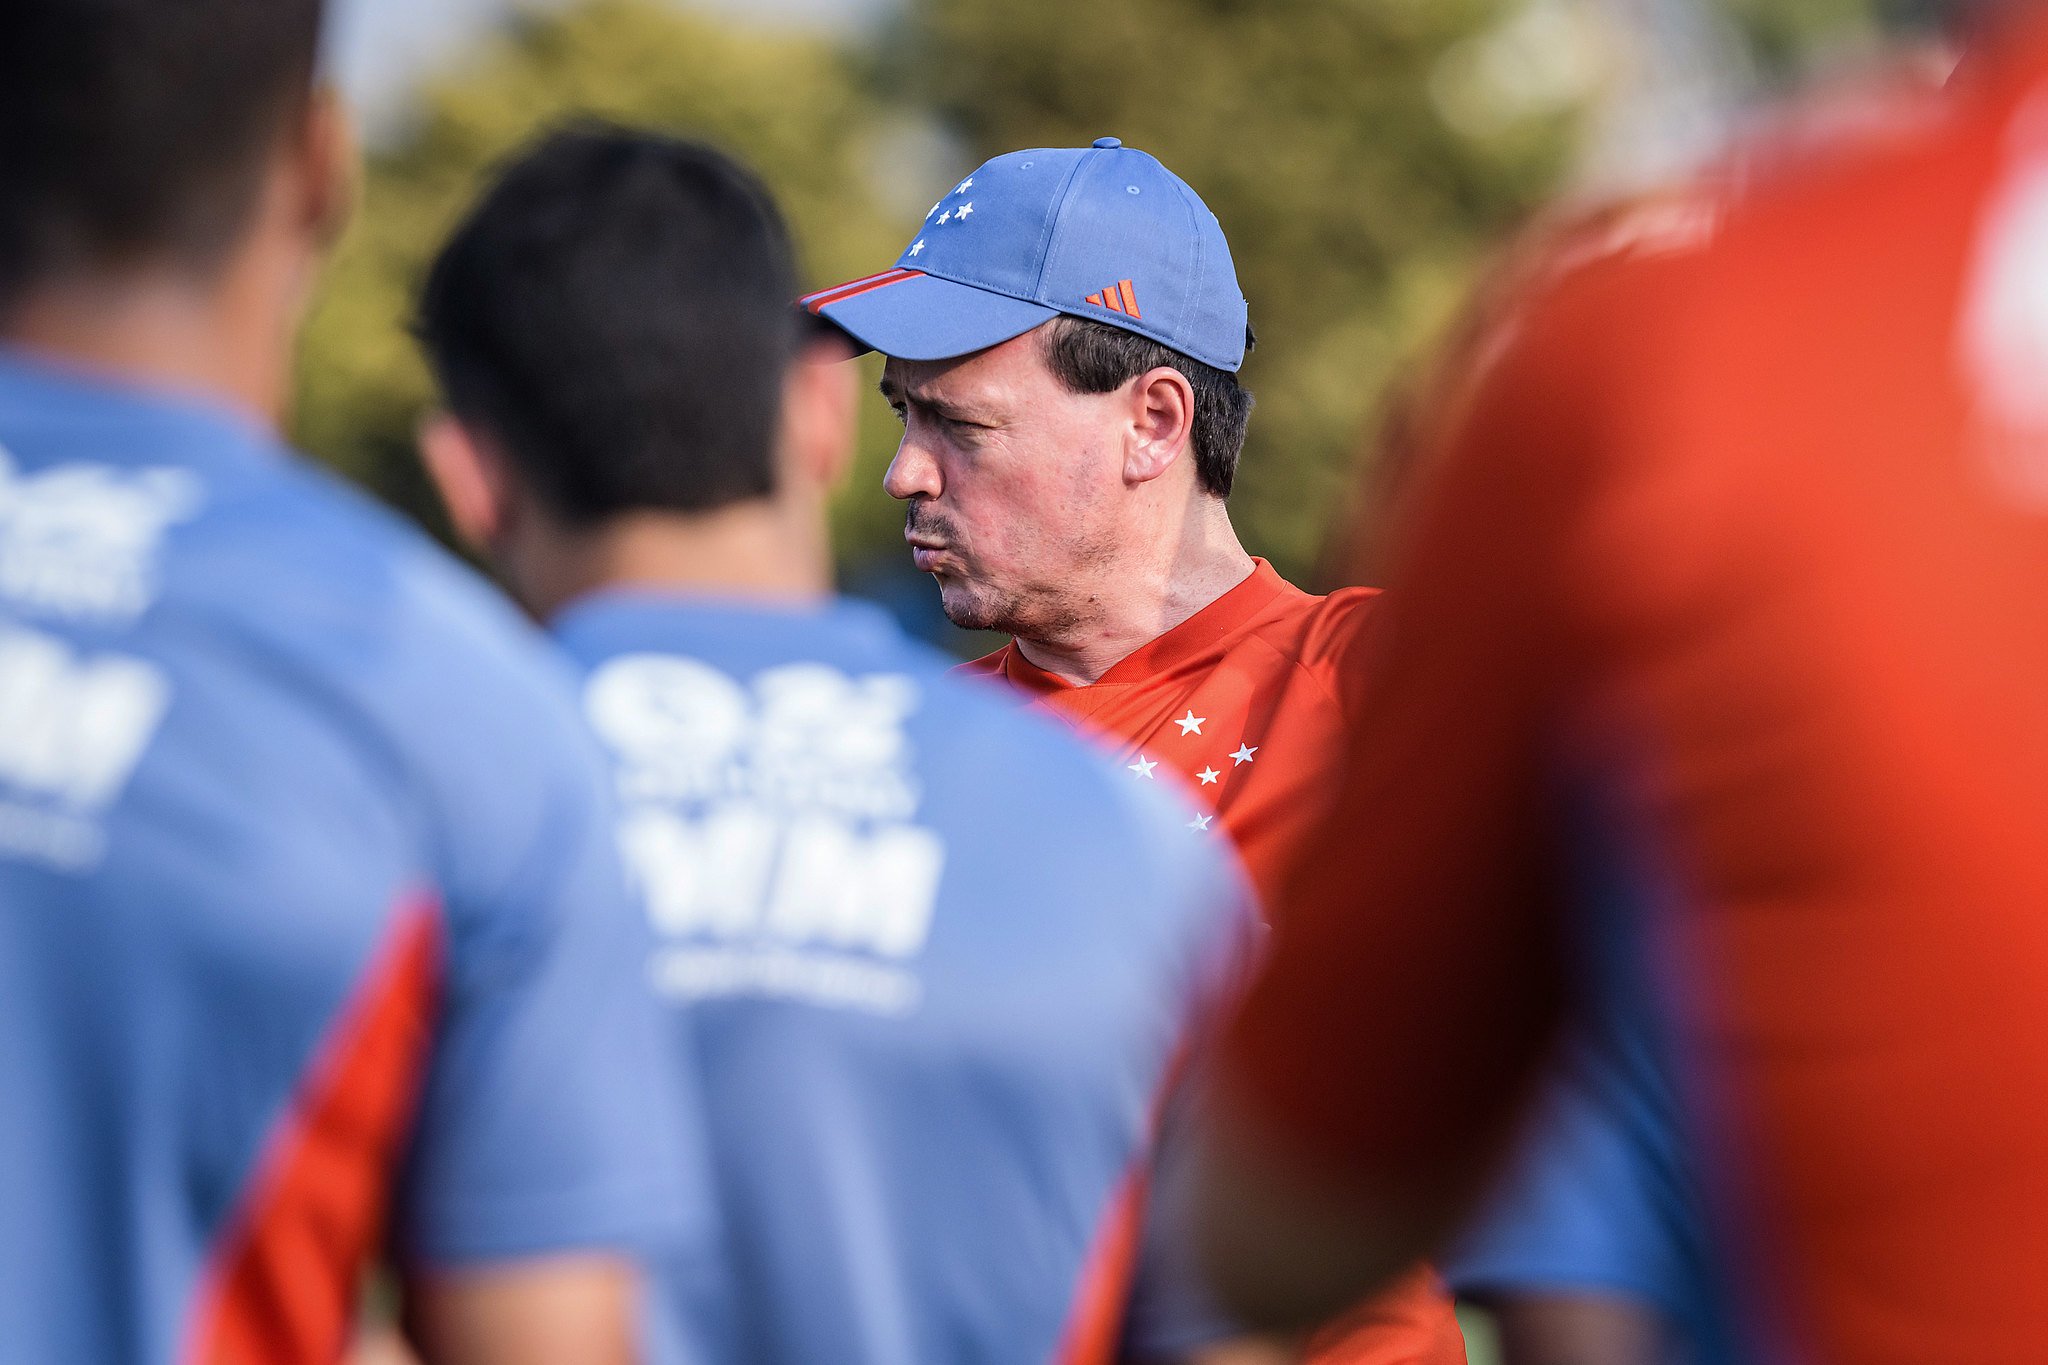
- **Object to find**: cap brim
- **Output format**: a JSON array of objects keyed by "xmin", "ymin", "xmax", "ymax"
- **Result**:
[{"xmin": 804, "ymin": 270, "xmax": 1058, "ymax": 362}]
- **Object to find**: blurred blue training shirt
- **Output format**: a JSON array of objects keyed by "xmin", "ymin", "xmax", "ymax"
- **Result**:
[
  {"xmin": 1445, "ymin": 804, "xmax": 1736, "ymax": 1364},
  {"xmin": 0, "ymin": 350, "xmax": 702, "ymax": 1364},
  {"xmin": 553, "ymin": 592, "xmax": 1250, "ymax": 1365}
]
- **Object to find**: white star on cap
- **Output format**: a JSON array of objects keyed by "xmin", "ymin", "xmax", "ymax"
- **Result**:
[
  {"xmin": 1128, "ymin": 754, "xmax": 1158, "ymax": 778},
  {"xmin": 1230, "ymin": 743, "xmax": 1258, "ymax": 765},
  {"xmin": 1188, "ymin": 813, "xmax": 1213, "ymax": 832},
  {"xmin": 908, "ymin": 239, "xmax": 926, "ymax": 256},
  {"xmin": 956, "ymin": 177, "xmax": 974, "ymax": 193},
  {"xmin": 927, "ymin": 198, "xmax": 944, "ymax": 219},
  {"xmin": 938, "ymin": 210, "xmax": 952, "ymax": 225},
  {"xmin": 1175, "ymin": 710, "xmax": 1204, "ymax": 735},
  {"xmin": 1197, "ymin": 767, "xmax": 1220, "ymax": 786},
  {"xmin": 955, "ymin": 201, "xmax": 974, "ymax": 219}
]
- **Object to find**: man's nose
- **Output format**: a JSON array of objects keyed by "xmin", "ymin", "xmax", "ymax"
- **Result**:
[{"xmin": 883, "ymin": 436, "xmax": 941, "ymax": 503}]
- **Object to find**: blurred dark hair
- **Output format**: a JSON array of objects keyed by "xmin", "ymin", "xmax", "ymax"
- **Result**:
[
  {"xmin": 1038, "ymin": 316, "xmax": 1253, "ymax": 497},
  {"xmin": 0, "ymin": 0, "xmax": 325, "ymax": 311},
  {"xmin": 416, "ymin": 122, "xmax": 803, "ymax": 523}
]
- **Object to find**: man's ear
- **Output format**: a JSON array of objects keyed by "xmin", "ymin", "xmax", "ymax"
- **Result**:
[
  {"xmin": 1124, "ymin": 365, "xmax": 1196, "ymax": 487},
  {"xmin": 418, "ymin": 412, "xmax": 510, "ymax": 551},
  {"xmin": 294, "ymin": 86, "xmax": 357, "ymax": 252},
  {"xmin": 780, "ymin": 335, "xmax": 860, "ymax": 495}
]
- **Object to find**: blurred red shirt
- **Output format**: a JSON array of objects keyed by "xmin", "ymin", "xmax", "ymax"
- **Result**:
[
  {"xmin": 1224, "ymin": 18, "xmax": 2048, "ymax": 1364},
  {"xmin": 961, "ymin": 556, "xmax": 1466, "ymax": 1365}
]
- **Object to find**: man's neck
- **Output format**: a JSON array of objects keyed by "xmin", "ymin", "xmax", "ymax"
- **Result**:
[
  {"xmin": 3, "ymin": 267, "xmax": 292, "ymax": 429},
  {"xmin": 525, "ymin": 500, "xmax": 835, "ymax": 625},
  {"xmin": 1011, "ymin": 502, "xmax": 1256, "ymax": 685}
]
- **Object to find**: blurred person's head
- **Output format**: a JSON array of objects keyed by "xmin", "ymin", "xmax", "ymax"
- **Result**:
[
  {"xmin": 1944, "ymin": 0, "xmax": 2048, "ymax": 44},
  {"xmin": 0, "ymin": 0, "xmax": 350, "ymax": 422},
  {"xmin": 415, "ymin": 123, "xmax": 857, "ymax": 619},
  {"xmin": 804, "ymin": 140, "xmax": 1253, "ymax": 645},
  {"xmin": 1951, "ymin": 0, "xmax": 2039, "ymax": 24}
]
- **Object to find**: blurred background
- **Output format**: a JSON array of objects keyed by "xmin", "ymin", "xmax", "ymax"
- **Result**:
[
  {"xmin": 311, "ymin": 4, "xmax": 1956, "ymax": 1359},
  {"xmin": 301, "ymin": 0, "xmax": 1951, "ymax": 660}
]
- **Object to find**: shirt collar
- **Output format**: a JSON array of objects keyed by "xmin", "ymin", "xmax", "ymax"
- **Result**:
[
  {"xmin": 0, "ymin": 344, "xmax": 279, "ymax": 471},
  {"xmin": 552, "ymin": 585, "xmax": 905, "ymax": 658},
  {"xmin": 994, "ymin": 558, "xmax": 1294, "ymax": 693}
]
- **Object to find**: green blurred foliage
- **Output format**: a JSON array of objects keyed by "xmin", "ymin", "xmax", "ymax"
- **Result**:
[
  {"xmin": 294, "ymin": 0, "xmax": 1912, "ymax": 592},
  {"xmin": 889, "ymin": 0, "xmax": 1580, "ymax": 581},
  {"xmin": 292, "ymin": 0, "xmax": 915, "ymax": 558},
  {"xmin": 1725, "ymin": 0, "xmax": 1893, "ymax": 80}
]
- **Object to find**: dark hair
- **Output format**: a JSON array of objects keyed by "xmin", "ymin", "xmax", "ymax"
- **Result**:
[
  {"xmin": 1039, "ymin": 316, "xmax": 1254, "ymax": 497},
  {"xmin": 0, "ymin": 0, "xmax": 325, "ymax": 310},
  {"xmin": 416, "ymin": 123, "xmax": 802, "ymax": 525}
]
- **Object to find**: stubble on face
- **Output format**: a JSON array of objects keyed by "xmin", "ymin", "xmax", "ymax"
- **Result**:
[
  {"xmin": 889, "ymin": 333, "xmax": 1126, "ymax": 646},
  {"xmin": 910, "ymin": 489, "xmax": 1117, "ymax": 642}
]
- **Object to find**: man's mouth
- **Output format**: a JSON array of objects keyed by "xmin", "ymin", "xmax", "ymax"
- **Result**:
[{"xmin": 904, "ymin": 505, "xmax": 959, "ymax": 576}]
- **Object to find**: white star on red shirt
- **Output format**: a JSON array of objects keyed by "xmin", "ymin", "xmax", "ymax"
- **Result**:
[
  {"xmin": 1188, "ymin": 813, "xmax": 1212, "ymax": 832},
  {"xmin": 1230, "ymin": 743, "xmax": 1258, "ymax": 765},
  {"xmin": 1128, "ymin": 754, "xmax": 1158, "ymax": 778},
  {"xmin": 1175, "ymin": 710, "xmax": 1204, "ymax": 735},
  {"xmin": 1196, "ymin": 767, "xmax": 1220, "ymax": 785}
]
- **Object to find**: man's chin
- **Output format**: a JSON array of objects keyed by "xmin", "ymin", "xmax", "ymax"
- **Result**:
[
  {"xmin": 934, "ymin": 577, "xmax": 1009, "ymax": 634},
  {"xmin": 938, "ymin": 598, "xmax": 1002, "ymax": 634}
]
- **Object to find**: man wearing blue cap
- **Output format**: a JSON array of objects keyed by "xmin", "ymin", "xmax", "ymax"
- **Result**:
[
  {"xmin": 803, "ymin": 137, "xmax": 1255, "ymax": 667},
  {"xmin": 413, "ymin": 123, "xmax": 1268, "ymax": 1365},
  {"xmin": 806, "ymin": 140, "xmax": 1468, "ymax": 1365}
]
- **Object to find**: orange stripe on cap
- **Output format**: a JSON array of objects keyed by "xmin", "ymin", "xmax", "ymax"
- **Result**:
[
  {"xmin": 1117, "ymin": 280, "xmax": 1140, "ymax": 319},
  {"xmin": 1085, "ymin": 291, "xmax": 1105, "ymax": 307},
  {"xmin": 800, "ymin": 266, "xmax": 910, "ymax": 304},
  {"xmin": 182, "ymin": 897, "xmax": 444, "ymax": 1365},
  {"xmin": 800, "ymin": 268, "xmax": 920, "ymax": 314},
  {"xmin": 1102, "ymin": 283, "xmax": 1126, "ymax": 314}
]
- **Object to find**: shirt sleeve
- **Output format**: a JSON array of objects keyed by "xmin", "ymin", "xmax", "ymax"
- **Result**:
[
  {"xmin": 1217, "ymin": 252, "xmax": 1651, "ymax": 1191},
  {"xmin": 1445, "ymin": 784, "xmax": 1725, "ymax": 1342},
  {"xmin": 391, "ymin": 629, "xmax": 710, "ymax": 1268},
  {"xmin": 1445, "ymin": 1026, "xmax": 1695, "ymax": 1312},
  {"xmin": 1122, "ymin": 785, "xmax": 1267, "ymax": 1358},
  {"xmin": 1122, "ymin": 1082, "xmax": 1245, "ymax": 1360}
]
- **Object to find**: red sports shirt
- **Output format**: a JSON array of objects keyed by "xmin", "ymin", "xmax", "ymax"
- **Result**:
[
  {"xmin": 959, "ymin": 559, "xmax": 1378, "ymax": 876},
  {"xmin": 961, "ymin": 557, "xmax": 1466, "ymax": 1365},
  {"xmin": 1224, "ymin": 21, "xmax": 2048, "ymax": 1364}
]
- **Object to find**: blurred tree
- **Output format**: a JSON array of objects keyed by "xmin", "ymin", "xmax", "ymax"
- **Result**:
[
  {"xmin": 292, "ymin": 0, "xmax": 917, "ymax": 561},
  {"xmin": 889, "ymin": 0, "xmax": 1583, "ymax": 581},
  {"xmin": 296, "ymin": 0, "xmax": 1909, "ymax": 595},
  {"xmin": 1723, "ymin": 0, "xmax": 1893, "ymax": 79},
  {"xmin": 891, "ymin": 0, "xmax": 1908, "ymax": 583}
]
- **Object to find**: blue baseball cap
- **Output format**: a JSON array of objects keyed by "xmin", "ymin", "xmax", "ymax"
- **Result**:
[{"xmin": 801, "ymin": 138, "xmax": 1250, "ymax": 373}]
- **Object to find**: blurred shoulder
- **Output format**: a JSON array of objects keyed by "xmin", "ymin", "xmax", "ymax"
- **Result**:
[
  {"xmin": 183, "ymin": 453, "xmax": 591, "ymax": 763},
  {"xmin": 923, "ymin": 658, "xmax": 1229, "ymax": 885},
  {"xmin": 1238, "ymin": 574, "xmax": 1385, "ymax": 698},
  {"xmin": 1294, "ymin": 583, "xmax": 1383, "ymax": 669}
]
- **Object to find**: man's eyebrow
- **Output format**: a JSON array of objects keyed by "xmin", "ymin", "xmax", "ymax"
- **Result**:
[{"xmin": 880, "ymin": 378, "xmax": 994, "ymax": 423}]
